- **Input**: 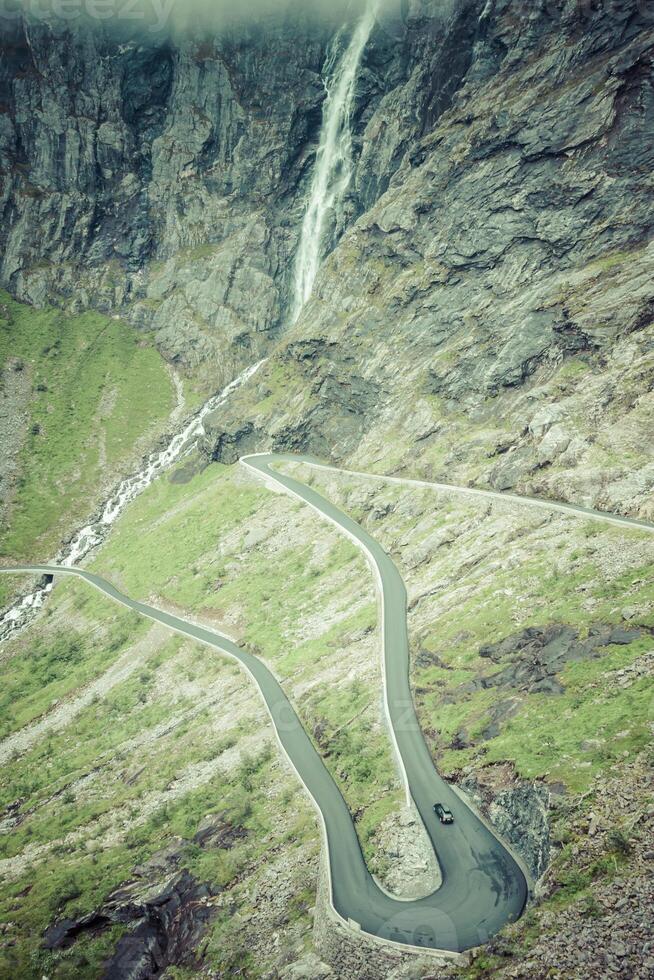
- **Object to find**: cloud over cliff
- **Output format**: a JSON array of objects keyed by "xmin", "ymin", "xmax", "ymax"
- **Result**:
[{"xmin": 0, "ymin": 0, "xmax": 419, "ymax": 34}]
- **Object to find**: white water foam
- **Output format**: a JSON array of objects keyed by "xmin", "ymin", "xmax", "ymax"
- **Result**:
[
  {"xmin": 0, "ymin": 360, "xmax": 265, "ymax": 641},
  {"xmin": 291, "ymin": 0, "xmax": 379, "ymax": 322}
]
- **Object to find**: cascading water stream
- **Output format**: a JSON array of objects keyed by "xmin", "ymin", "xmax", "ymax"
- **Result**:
[
  {"xmin": 0, "ymin": 360, "xmax": 265, "ymax": 642},
  {"xmin": 291, "ymin": 0, "xmax": 379, "ymax": 322},
  {"xmin": 1, "ymin": 2, "xmax": 378, "ymax": 640}
]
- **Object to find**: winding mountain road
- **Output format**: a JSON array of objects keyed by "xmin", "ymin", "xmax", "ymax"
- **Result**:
[{"xmin": 4, "ymin": 453, "xmax": 652, "ymax": 953}]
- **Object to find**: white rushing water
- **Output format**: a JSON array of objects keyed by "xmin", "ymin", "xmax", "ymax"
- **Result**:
[
  {"xmin": 0, "ymin": 360, "xmax": 265, "ymax": 642},
  {"xmin": 291, "ymin": 0, "xmax": 379, "ymax": 322},
  {"xmin": 1, "ymin": 1, "xmax": 377, "ymax": 638}
]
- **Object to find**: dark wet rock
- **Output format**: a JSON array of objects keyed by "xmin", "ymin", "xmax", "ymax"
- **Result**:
[
  {"xmin": 209, "ymin": 421, "xmax": 266, "ymax": 464},
  {"xmin": 208, "ymin": 339, "xmax": 373, "ymax": 464},
  {"xmin": 606, "ymin": 626, "xmax": 642, "ymax": 646},
  {"xmin": 479, "ymin": 624, "xmax": 642, "ymax": 695},
  {"xmin": 529, "ymin": 676, "xmax": 565, "ymax": 696},
  {"xmin": 459, "ymin": 676, "xmax": 491, "ymax": 694},
  {"xmin": 478, "ymin": 698, "xmax": 521, "ymax": 741},
  {"xmin": 193, "ymin": 812, "xmax": 249, "ymax": 849},
  {"xmin": 44, "ymin": 912, "xmax": 112, "ymax": 951},
  {"xmin": 42, "ymin": 838, "xmax": 225, "ymax": 977},
  {"xmin": 414, "ymin": 649, "xmax": 452, "ymax": 670},
  {"xmin": 480, "ymin": 626, "xmax": 577, "ymax": 664},
  {"xmin": 450, "ymin": 729, "xmax": 472, "ymax": 750},
  {"xmin": 456, "ymin": 764, "xmax": 551, "ymax": 881},
  {"xmin": 102, "ymin": 871, "xmax": 216, "ymax": 980}
]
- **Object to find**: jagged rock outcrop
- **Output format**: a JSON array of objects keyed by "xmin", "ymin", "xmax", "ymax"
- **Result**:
[
  {"xmin": 454, "ymin": 764, "xmax": 551, "ymax": 882},
  {"xmin": 478, "ymin": 624, "xmax": 643, "ymax": 696},
  {"xmin": 41, "ymin": 813, "xmax": 248, "ymax": 978}
]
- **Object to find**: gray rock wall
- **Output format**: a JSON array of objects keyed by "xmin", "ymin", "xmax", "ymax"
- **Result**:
[
  {"xmin": 0, "ymin": 2, "xmax": 487, "ymax": 388},
  {"xmin": 201, "ymin": 0, "xmax": 654, "ymax": 518},
  {"xmin": 458, "ymin": 773, "xmax": 551, "ymax": 883},
  {"xmin": 0, "ymin": 9, "xmax": 327, "ymax": 384}
]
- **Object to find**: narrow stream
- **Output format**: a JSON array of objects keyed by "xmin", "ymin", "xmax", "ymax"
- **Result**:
[
  {"xmin": 1, "ymin": 2, "xmax": 378, "ymax": 639},
  {"xmin": 0, "ymin": 360, "xmax": 265, "ymax": 643}
]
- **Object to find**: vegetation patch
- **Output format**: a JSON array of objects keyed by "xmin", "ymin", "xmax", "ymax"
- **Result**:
[
  {"xmin": 92, "ymin": 460, "xmax": 400, "ymax": 859},
  {"xmin": 0, "ymin": 290, "xmax": 175, "ymax": 565},
  {"xmin": 0, "ymin": 580, "xmax": 146, "ymax": 740},
  {"xmin": 284, "ymin": 464, "xmax": 654, "ymax": 796},
  {"xmin": 0, "ymin": 572, "xmax": 317, "ymax": 978}
]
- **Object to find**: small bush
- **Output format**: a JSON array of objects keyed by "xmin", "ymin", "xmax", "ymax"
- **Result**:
[{"xmin": 606, "ymin": 828, "xmax": 631, "ymax": 855}]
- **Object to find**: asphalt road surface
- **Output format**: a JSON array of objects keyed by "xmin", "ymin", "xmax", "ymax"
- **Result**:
[{"xmin": 11, "ymin": 451, "xmax": 650, "ymax": 952}]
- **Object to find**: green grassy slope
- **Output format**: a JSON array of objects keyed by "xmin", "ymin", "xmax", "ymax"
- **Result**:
[
  {"xmin": 0, "ymin": 291, "xmax": 175, "ymax": 603},
  {"xmin": 3, "ymin": 453, "xmax": 650, "ymax": 975},
  {"xmin": 92, "ymin": 460, "xmax": 401, "ymax": 857},
  {"xmin": 0, "ymin": 577, "xmax": 315, "ymax": 979},
  {"xmin": 0, "ymin": 459, "xmax": 398, "ymax": 977},
  {"xmin": 286, "ymin": 463, "xmax": 654, "ymax": 795}
]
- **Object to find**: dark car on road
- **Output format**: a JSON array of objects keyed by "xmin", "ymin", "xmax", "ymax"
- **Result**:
[{"xmin": 433, "ymin": 802, "xmax": 454, "ymax": 824}]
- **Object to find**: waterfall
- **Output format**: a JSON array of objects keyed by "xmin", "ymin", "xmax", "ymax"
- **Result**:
[{"xmin": 291, "ymin": 0, "xmax": 379, "ymax": 322}]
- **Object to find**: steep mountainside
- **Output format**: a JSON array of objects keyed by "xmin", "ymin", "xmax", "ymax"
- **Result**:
[
  {"xmin": 204, "ymin": 1, "xmax": 654, "ymax": 520},
  {"xmin": 0, "ymin": 290, "xmax": 178, "ymax": 606},
  {"xmin": 0, "ymin": 0, "xmax": 485, "ymax": 389},
  {"xmin": 1, "ymin": 1, "xmax": 653, "ymax": 978}
]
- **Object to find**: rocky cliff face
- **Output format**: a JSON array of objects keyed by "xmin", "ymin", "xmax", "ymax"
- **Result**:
[
  {"xmin": 456, "ymin": 765, "xmax": 551, "ymax": 883},
  {"xmin": 200, "ymin": 0, "xmax": 654, "ymax": 519},
  {"xmin": 0, "ymin": 7, "xmax": 327, "ymax": 387},
  {"xmin": 2, "ymin": 0, "xmax": 653, "ymax": 495},
  {"xmin": 0, "ymin": 0, "xmax": 484, "ymax": 390}
]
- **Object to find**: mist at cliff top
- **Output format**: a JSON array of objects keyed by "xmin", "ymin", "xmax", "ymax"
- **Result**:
[
  {"xmin": 0, "ymin": 0, "xmax": 460, "ymax": 35},
  {"xmin": 1, "ymin": 0, "xmax": 397, "ymax": 31}
]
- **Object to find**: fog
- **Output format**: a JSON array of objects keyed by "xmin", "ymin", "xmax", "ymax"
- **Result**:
[
  {"xmin": 0, "ymin": 0, "xmax": 399, "ymax": 34},
  {"xmin": 0, "ymin": 0, "xmax": 458, "ymax": 36}
]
